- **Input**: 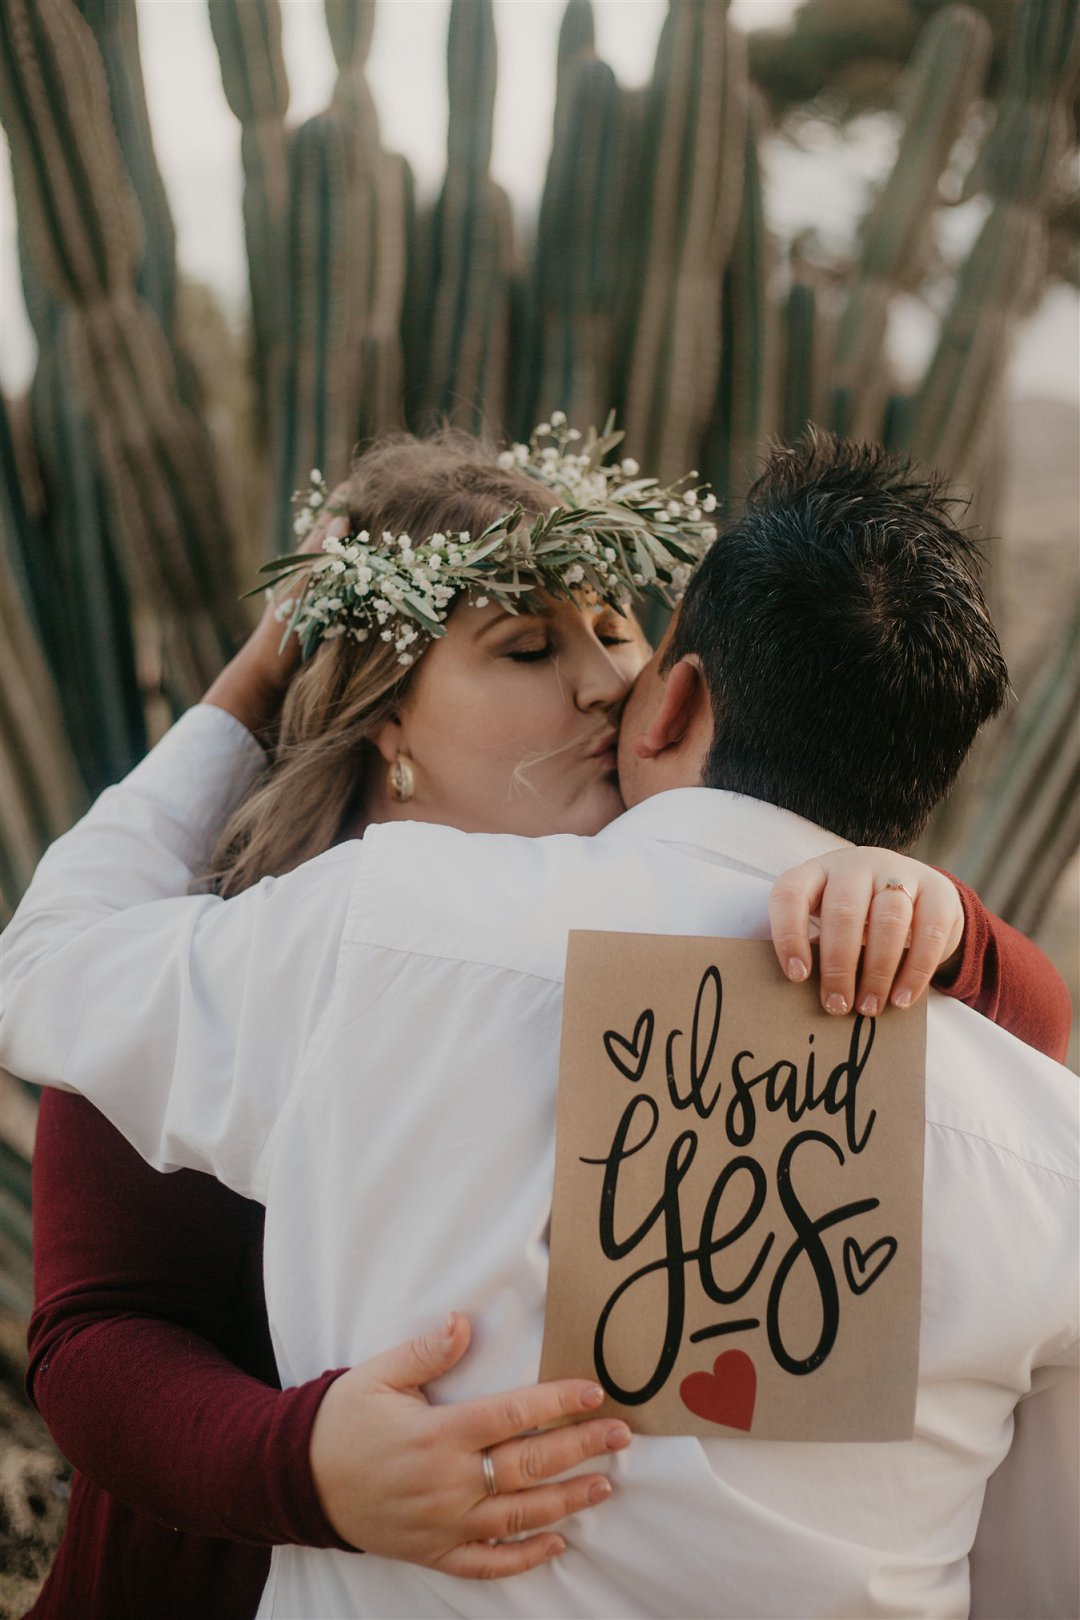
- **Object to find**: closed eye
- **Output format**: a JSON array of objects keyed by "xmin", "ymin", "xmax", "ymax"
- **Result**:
[{"xmin": 506, "ymin": 643, "xmax": 555, "ymax": 663}]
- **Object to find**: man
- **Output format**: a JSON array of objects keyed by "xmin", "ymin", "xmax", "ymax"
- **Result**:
[{"xmin": 4, "ymin": 433, "xmax": 1076, "ymax": 1617}]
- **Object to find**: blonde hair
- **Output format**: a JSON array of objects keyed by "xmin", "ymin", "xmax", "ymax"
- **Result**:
[{"xmin": 208, "ymin": 430, "xmax": 557, "ymax": 898}]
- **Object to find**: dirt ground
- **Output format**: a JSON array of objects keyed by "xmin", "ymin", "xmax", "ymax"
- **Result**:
[{"xmin": 0, "ymin": 394, "xmax": 1076, "ymax": 1616}]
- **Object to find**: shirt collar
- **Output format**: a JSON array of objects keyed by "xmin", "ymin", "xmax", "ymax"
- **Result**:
[{"xmin": 604, "ymin": 787, "xmax": 851, "ymax": 880}]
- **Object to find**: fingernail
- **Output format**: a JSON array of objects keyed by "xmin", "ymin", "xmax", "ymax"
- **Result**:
[
  {"xmin": 824, "ymin": 992, "xmax": 848, "ymax": 1016},
  {"xmin": 857, "ymin": 994, "xmax": 879, "ymax": 1018},
  {"xmin": 442, "ymin": 1311, "xmax": 456, "ymax": 1345},
  {"xmin": 580, "ymin": 1383, "xmax": 604, "ymax": 1408},
  {"xmin": 587, "ymin": 1479, "xmax": 612, "ymax": 1504},
  {"xmin": 547, "ymin": 1537, "xmax": 567, "ymax": 1559},
  {"xmin": 787, "ymin": 958, "xmax": 809, "ymax": 983},
  {"xmin": 892, "ymin": 988, "xmax": 913, "ymax": 1009},
  {"xmin": 605, "ymin": 1423, "xmax": 631, "ymax": 1449}
]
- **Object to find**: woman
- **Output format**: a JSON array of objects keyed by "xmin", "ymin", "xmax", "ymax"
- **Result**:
[{"xmin": 18, "ymin": 428, "xmax": 1070, "ymax": 1619}]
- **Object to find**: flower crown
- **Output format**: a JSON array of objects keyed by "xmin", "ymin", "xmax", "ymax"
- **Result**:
[{"xmin": 257, "ymin": 414, "xmax": 718, "ymax": 665}]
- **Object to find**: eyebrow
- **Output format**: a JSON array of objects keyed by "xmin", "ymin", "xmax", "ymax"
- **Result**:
[{"xmin": 474, "ymin": 606, "xmax": 552, "ymax": 640}]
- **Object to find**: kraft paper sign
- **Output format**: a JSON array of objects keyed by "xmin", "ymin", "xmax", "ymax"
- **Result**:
[{"xmin": 541, "ymin": 933, "xmax": 926, "ymax": 1441}]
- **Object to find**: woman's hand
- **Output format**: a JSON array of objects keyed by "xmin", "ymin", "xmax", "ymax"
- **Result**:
[
  {"xmin": 769, "ymin": 849, "xmax": 964, "ymax": 1017},
  {"xmin": 308, "ymin": 1311, "xmax": 630, "ymax": 1579},
  {"xmin": 203, "ymin": 483, "xmax": 351, "ymax": 737}
]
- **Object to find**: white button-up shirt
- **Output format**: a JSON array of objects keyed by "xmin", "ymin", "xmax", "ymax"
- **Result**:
[{"xmin": 2, "ymin": 705, "xmax": 1077, "ymax": 1620}]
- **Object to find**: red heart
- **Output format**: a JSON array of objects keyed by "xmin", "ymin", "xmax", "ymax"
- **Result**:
[{"xmin": 679, "ymin": 1350, "xmax": 757, "ymax": 1432}]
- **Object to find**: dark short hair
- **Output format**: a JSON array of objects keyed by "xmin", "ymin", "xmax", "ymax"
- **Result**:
[{"xmin": 665, "ymin": 429, "xmax": 1009, "ymax": 848}]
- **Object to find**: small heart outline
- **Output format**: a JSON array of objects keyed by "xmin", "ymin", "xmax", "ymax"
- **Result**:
[
  {"xmin": 603, "ymin": 1008, "xmax": 654, "ymax": 1082},
  {"xmin": 843, "ymin": 1234, "xmax": 898, "ymax": 1296}
]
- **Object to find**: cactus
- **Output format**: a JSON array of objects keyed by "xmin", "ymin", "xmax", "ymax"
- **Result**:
[
  {"xmin": 73, "ymin": 0, "xmax": 180, "ymax": 346},
  {"xmin": 415, "ymin": 0, "xmax": 514, "ymax": 433},
  {"xmin": 525, "ymin": 53, "xmax": 632, "ymax": 432},
  {"xmin": 949, "ymin": 606, "xmax": 1080, "ymax": 935},
  {"xmin": 623, "ymin": 0, "xmax": 748, "ymax": 481},
  {"xmin": 272, "ymin": 111, "xmax": 363, "ymax": 541},
  {"xmin": 701, "ymin": 92, "xmax": 769, "ymax": 508},
  {"xmin": 325, "ymin": 0, "xmax": 411, "ymax": 445},
  {"xmin": 0, "ymin": 0, "xmax": 246, "ymax": 705},
  {"xmin": 907, "ymin": 0, "xmax": 1080, "ymax": 476},
  {"xmin": 209, "ymin": 0, "xmax": 290, "ymax": 441},
  {"xmin": 0, "ymin": 403, "xmax": 85, "ymax": 913},
  {"xmin": 831, "ymin": 4, "xmax": 993, "ymax": 441},
  {"xmin": 778, "ymin": 273, "xmax": 835, "ymax": 446}
]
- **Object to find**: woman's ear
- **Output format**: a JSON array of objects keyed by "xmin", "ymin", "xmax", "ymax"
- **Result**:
[
  {"xmin": 633, "ymin": 657, "xmax": 708, "ymax": 761},
  {"xmin": 370, "ymin": 715, "xmax": 406, "ymax": 766}
]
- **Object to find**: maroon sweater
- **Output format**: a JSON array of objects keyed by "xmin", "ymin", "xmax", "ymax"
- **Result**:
[{"xmin": 25, "ymin": 880, "xmax": 1072, "ymax": 1620}]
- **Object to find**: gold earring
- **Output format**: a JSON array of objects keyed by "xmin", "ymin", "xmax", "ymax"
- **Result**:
[{"xmin": 388, "ymin": 755, "xmax": 415, "ymax": 803}]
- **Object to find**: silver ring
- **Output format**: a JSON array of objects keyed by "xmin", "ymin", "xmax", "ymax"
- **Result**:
[
  {"xmin": 879, "ymin": 877, "xmax": 915, "ymax": 902},
  {"xmin": 481, "ymin": 1448, "xmax": 498, "ymax": 1497}
]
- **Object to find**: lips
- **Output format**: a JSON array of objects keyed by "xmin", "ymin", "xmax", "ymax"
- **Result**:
[{"xmin": 588, "ymin": 732, "xmax": 619, "ymax": 770}]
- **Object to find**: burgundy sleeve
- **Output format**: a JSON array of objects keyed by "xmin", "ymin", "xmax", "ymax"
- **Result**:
[
  {"xmin": 28, "ymin": 1088, "xmax": 352, "ymax": 1550},
  {"xmin": 932, "ymin": 872, "xmax": 1072, "ymax": 1063}
]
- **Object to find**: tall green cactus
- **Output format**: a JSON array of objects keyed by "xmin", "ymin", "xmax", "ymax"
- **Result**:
[
  {"xmin": 415, "ymin": 0, "xmax": 514, "ymax": 433},
  {"xmin": 0, "ymin": 402, "xmax": 85, "ymax": 914},
  {"xmin": 0, "ymin": 0, "xmax": 245, "ymax": 705},
  {"xmin": 778, "ymin": 273, "xmax": 834, "ymax": 447},
  {"xmin": 209, "ymin": 0, "xmax": 290, "ymax": 442},
  {"xmin": 73, "ymin": 0, "xmax": 180, "ymax": 347},
  {"xmin": 525, "ymin": 52, "xmax": 632, "ymax": 433},
  {"xmin": 623, "ymin": 0, "xmax": 748, "ymax": 481},
  {"xmin": 272, "ymin": 110, "xmax": 362, "ymax": 540},
  {"xmin": 907, "ymin": 0, "xmax": 1080, "ymax": 475},
  {"xmin": 831, "ymin": 4, "xmax": 993, "ymax": 441},
  {"xmin": 326, "ymin": 0, "xmax": 412, "ymax": 445},
  {"xmin": 950, "ymin": 606, "xmax": 1080, "ymax": 935},
  {"xmin": 701, "ymin": 92, "xmax": 769, "ymax": 508}
]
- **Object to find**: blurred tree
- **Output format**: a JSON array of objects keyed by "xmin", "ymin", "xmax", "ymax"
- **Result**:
[{"xmin": 749, "ymin": 0, "xmax": 1048, "ymax": 117}]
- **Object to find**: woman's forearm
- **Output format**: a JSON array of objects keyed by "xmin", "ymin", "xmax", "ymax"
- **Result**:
[
  {"xmin": 28, "ymin": 1088, "xmax": 350, "ymax": 1548},
  {"xmin": 30, "ymin": 1315, "xmax": 348, "ymax": 1547}
]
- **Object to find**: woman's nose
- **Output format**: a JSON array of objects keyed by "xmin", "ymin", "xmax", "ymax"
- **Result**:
[{"xmin": 573, "ymin": 642, "xmax": 633, "ymax": 714}]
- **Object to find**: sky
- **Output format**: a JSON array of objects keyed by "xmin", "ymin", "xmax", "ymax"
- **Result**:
[{"xmin": 0, "ymin": 0, "xmax": 1076, "ymax": 402}]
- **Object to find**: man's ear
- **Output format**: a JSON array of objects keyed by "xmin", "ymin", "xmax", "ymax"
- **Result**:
[
  {"xmin": 633, "ymin": 657, "xmax": 708, "ymax": 760},
  {"xmin": 370, "ymin": 714, "xmax": 405, "ymax": 766}
]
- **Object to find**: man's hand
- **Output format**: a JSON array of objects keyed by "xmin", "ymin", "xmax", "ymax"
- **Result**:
[
  {"xmin": 308, "ymin": 1312, "xmax": 630, "ymax": 1579},
  {"xmin": 203, "ymin": 483, "xmax": 351, "ymax": 739},
  {"xmin": 769, "ymin": 849, "xmax": 964, "ymax": 1017}
]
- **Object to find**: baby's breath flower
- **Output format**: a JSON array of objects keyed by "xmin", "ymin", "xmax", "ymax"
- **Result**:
[
  {"xmin": 474, "ymin": 595, "xmax": 490, "ymax": 608},
  {"xmin": 621, "ymin": 458, "xmax": 639, "ymax": 476},
  {"xmin": 550, "ymin": 410, "xmax": 567, "ymax": 427},
  {"xmin": 702, "ymin": 493, "xmax": 717, "ymax": 513}
]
